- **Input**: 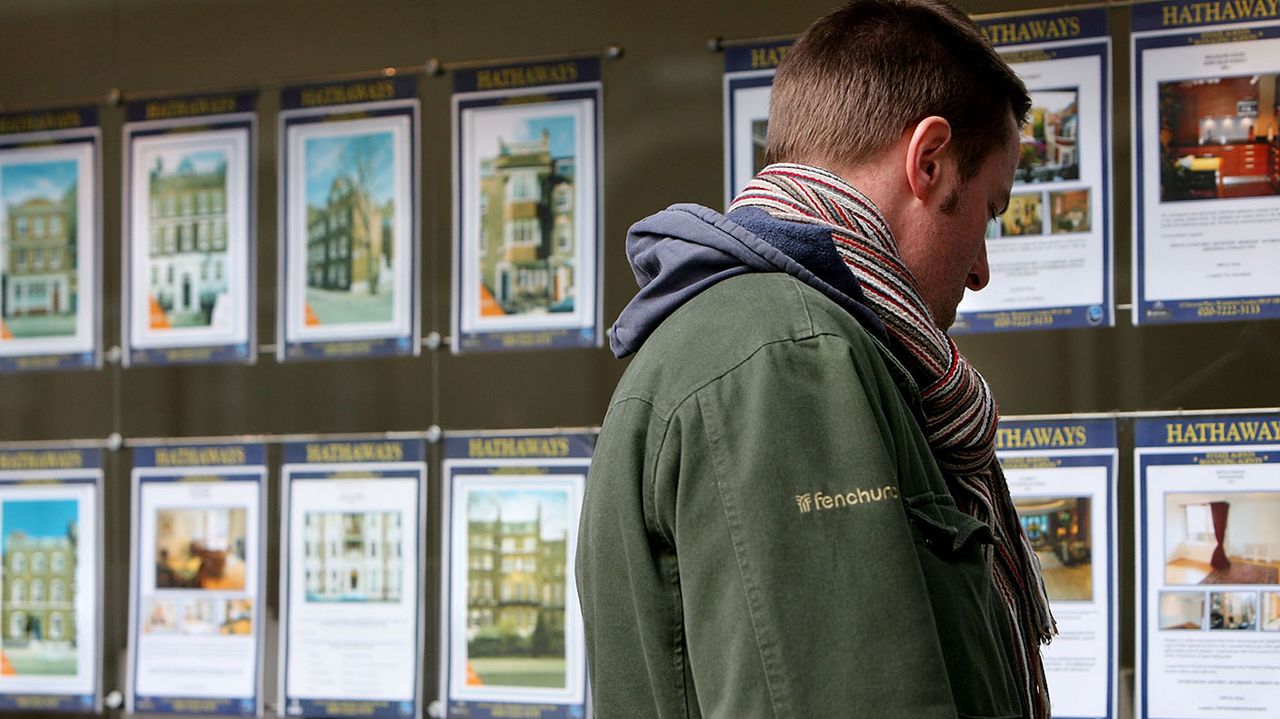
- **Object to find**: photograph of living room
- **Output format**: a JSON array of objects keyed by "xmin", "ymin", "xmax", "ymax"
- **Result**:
[
  {"xmin": 1263, "ymin": 592, "xmax": 1280, "ymax": 631},
  {"xmin": 1210, "ymin": 591, "xmax": 1258, "ymax": 631},
  {"xmin": 1000, "ymin": 192, "xmax": 1044, "ymax": 237},
  {"xmin": 154, "ymin": 507, "xmax": 248, "ymax": 591},
  {"xmin": 1158, "ymin": 591, "xmax": 1205, "ymax": 630},
  {"xmin": 1164, "ymin": 492, "xmax": 1280, "ymax": 585},
  {"xmin": 1017, "ymin": 89, "xmax": 1079, "ymax": 184},
  {"xmin": 1013, "ymin": 495, "xmax": 1092, "ymax": 601},
  {"xmin": 1158, "ymin": 73, "xmax": 1280, "ymax": 201}
]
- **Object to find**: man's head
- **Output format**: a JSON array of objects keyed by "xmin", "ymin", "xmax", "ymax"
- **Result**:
[{"xmin": 766, "ymin": 0, "xmax": 1029, "ymax": 329}]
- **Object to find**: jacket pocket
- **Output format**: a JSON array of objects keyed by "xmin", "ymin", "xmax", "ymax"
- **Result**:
[{"xmin": 906, "ymin": 496, "xmax": 1024, "ymax": 719}]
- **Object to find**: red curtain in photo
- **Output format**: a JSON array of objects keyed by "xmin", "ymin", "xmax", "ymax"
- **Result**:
[{"xmin": 1209, "ymin": 501, "xmax": 1231, "ymax": 570}]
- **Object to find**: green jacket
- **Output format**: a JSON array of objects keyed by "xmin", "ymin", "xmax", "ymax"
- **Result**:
[{"xmin": 578, "ymin": 207, "xmax": 1025, "ymax": 719}]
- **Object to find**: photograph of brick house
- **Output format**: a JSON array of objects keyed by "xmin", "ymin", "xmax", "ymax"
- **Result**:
[
  {"xmin": 475, "ymin": 117, "xmax": 577, "ymax": 319},
  {"xmin": 463, "ymin": 488, "xmax": 570, "ymax": 690},
  {"xmin": 0, "ymin": 499, "xmax": 78, "ymax": 675},
  {"xmin": 303, "ymin": 131, "xmax": 397, "ymax": 326},
  {"xmin": 1, "ymin": 159, "xmax": 78, "ymax": 340}
]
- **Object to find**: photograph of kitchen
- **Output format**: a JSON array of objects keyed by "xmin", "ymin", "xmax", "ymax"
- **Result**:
[{"xmin": 1159, "ymin": 73, "xmax": 1280, "ymax": 202}]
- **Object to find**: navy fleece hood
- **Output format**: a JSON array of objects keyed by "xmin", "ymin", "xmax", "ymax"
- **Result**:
[{"xmin": 609, "ymin": 203, "xmax": 887, "ymax": 358}]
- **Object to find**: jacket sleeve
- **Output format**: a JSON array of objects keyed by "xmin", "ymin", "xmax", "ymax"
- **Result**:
[{"xmin": 650, "ymin": 332, "xmax": 960, "ymax": 719}]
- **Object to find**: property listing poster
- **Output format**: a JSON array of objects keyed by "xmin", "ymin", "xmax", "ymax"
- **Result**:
[
  {"xmin": 0, "ymin": 447, "xmax": 102, "ymax": 713},
  {"xmin": 0, "ymin": 108, "xmax": 100, "ymax": 372},
  {"xmin": 440, "ymin": 431, "xmax": 592, "ymax": 719},
  {"xmin": 996, "ymin": 417, "xmax": 1118, "ymax": 719},
  {"xmin": 123, "ymin": 93, "xmax": 257, "ymax": 367},
  {"xmin": 278, "ymin": 78, "xmax": 420, "ymax": 361},
  {"xmin": 127, "ymin": 443, "xmax": 266, "ymax": 717},
  {"xmin": 452, "ymin": 59, "xmax": 603, "ymax": 353},
  {"xmin": 723, "ymin": 39, "xmax": 791, "ymax": 208},
  {"xmin": 279, "ymin": 439, "xmax": 425, "ymax": 719},
  {"xmin": 1133, "ymin": 2, "xmax": 1280, "ymax": 325},
  {"xmin": 956, "ymin": 9, "xmax": 1112, "ymax": 333},
  {"xmin": 1136, "ymin": 413, "xmax": 1280, "ymax": 719}
]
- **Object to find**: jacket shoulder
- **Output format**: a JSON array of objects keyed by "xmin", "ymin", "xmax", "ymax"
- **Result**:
[{"xmin": 611, "ymin": 273, "xmax": 883, "ymax": 418}]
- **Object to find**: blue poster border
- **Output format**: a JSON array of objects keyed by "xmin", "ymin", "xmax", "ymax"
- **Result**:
[
  {"xmin": 1135, "ymin": 441, "xmax": 1280, "ymax": 719},
  {"xmin": 997, "ymin": 417, "xmax": 1118, "ymax": 719},
  {"xmin": 122, "ymin": 103, "xmax": 258, "ymax": 367},
  {"xmin": 723, "ymin": 71, "xmax": 776, "ymax": 209},
  {"xmin": 439, "ymin": 432, "xmax": 595, "ymax": 719},
  {"xmin": 450, "ymin": 58, "xmax": 604, "ymax": 354},
  {"xmin": 0, "ymin": 109, "xmax": 102, "ymax": 374},
  {"xmin": 722, "ymin": 40, "xmax": 791, "ymax": 209},
  {"xmin": 1132, "ymin": 18, "xmax": 1280, "ymax": 325},
  {"xmin": 278, "ymin": 442, "xmax": 426, "ymax": 719},
  {"xmin": 276, "ymin": 87, "xmax": 421, "ymax": 362},
  {"xmin": 952, "ymin": 36, "xmax": 1113, "ymax": 334},
  {"xmin": 0, "ymin": 447, "xmax": 102, "ymax": 714},
  {"xmin": 127, "ymin": 442, "xmax": 267, "ymax": 718}
]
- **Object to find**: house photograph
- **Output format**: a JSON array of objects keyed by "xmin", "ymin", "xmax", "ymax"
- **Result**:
[
  {"xmin": 1210, "ymin": 591, "xmax": 1258, "ymax": 631},
  {"xmin": 1264, "ymin": 592, "xmax": 1280, "ymax": 631},
  {"xmin": 0, "ymin": 498, "xmax": 79, "ymax": 675},
  {"xmin": 1050, "ymin": 188, "xmax": 1091, "ymax": 234},
  {"xmin": 463, "ymin": 487, "xmax": 570, "ymax": 691},
  {"xmin": 144, "ymin": 147, "xmax": 231, "ymax": 330},
  {"xmin": 303, "ymin": 131, "xmax": 397, "ymax": 326},
  {"xmin": 1000, "ymin": 192, "xmax": 1044, "ymax": 237},
  {"xmin": 474, "ymin": 114, "xmax": 577, "ymax": 319},
  {"xmin": 1017, "ymin": 89, "xmax": 1079, "ymax": 184},
  {"xmin": 1013, "ymin": 495, "xmax": 1093, "ymax": 601},
  {"xmin": 154, "ymin": 507, "xmax": 248, "ymax": 591},
  {"xmin": 1158, "ymin": 591, "xmax": 1205, "ymax": 630},
  {"xmin": 1, "ymin": 158, "xmax": 79, "ymax": 340},
  {"xmin": 1158, "ymin": 73, "xmax": 1280, "ymax": 201},
  {"xmin": 302, "ymin": 510, "xmax": 403, "ymax": 603},
  {"xmin": 1164, "ymin": 492, "xmax": 1280, "ymax": 585}
]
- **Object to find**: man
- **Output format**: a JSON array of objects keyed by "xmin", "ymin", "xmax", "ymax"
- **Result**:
[{"xmin": 576, "ymin": 1, "xmax": 1054, "ymax": 717}]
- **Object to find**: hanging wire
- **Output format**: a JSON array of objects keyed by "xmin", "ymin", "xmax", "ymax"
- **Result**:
[{"xmin": 424, "ymin": 45, "xmax": 623, "ymax": 76}]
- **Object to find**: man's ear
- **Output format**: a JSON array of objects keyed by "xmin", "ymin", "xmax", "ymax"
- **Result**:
[{"xmin": 904, "ymin": 116, "xmax": 954, "ymax": 203}]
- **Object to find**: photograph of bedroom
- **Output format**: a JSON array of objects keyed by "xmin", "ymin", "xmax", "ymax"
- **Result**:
[
  {"xmin": 1164, "ymin": 492, "xmax": 1280, "ymax": 585},
  {"xmin": 1159, "ymin": 73, "xmax": 1280, "ymax": 201}
]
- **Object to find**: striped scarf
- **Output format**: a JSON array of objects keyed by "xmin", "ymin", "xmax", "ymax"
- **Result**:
[{"xmin": 731, "ymin": 163, "xmax": 1055, "ymax": 718}]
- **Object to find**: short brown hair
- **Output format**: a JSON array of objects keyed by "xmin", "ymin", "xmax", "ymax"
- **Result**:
[{"xmin": 765, "ymin": 0, "xmax": 1030, "ymax": 180}]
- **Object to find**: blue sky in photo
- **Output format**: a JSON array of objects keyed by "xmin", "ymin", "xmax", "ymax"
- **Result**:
[
  {"xmin": 474, "ymin": 110, "xmax": 577, "ymax": 164},
  {"xmin": 305, "ymin": 131, "xmax": 395, "ymax": 208},
  {"xmin": 468, "ymin": 488, "xmax": 569, "ymax": 539},
  {"xmin": 1, "ymin": 160, "xmax": 78, "ymax": 208},
  {"xmin": 2, "ymin": 499, "xmax": 78, "ymax": 551},
  {"xmin": 521, "ymin": 116, "xmax": 575, "ymax": 159},
  {"xmin": 154, "ymin": 148, "xmax": 226, "ymax": 177}
]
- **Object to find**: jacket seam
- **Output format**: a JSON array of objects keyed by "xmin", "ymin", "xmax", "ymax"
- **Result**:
[
  {"xmin": 788, "ymin": 274, "xmax": 817, "ymax": 337},
  {"xmin": 695, "ymin": 390, "xmax": 788, "ymax": 719},
  {"xmin": 624, "ymin": 327, "xmax": 850, "ymax": 429},
  {"xmin": 599, "ymin": 397, "xmax": 691, "ymax": 713}
]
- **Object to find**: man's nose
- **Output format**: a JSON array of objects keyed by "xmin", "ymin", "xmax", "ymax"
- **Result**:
[{"xmin": 966, "ymin": 241, "xmax": 990, "ymax": 291}]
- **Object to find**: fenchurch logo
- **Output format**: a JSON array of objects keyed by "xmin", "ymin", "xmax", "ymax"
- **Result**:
[{"xmin": 795, "ymin": 485, "xmax": 899, "ymax": 514}]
